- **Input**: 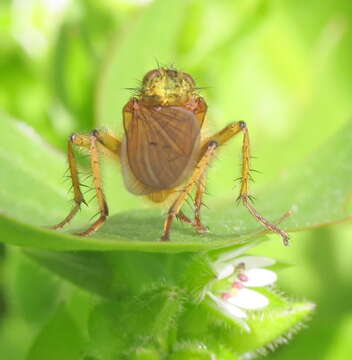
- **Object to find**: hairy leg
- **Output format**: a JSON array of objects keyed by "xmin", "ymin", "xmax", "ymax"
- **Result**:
[
  {"xmin": 161, "ymin": 141, "xmax": 218, "ymax": 241},
  {"xmin": 50, "ymin": 130, "xmax": 120, "ymax": 234},
  {"xmin": 201, "ymin": 121, "xmax": 289, "ymax": 245},
  {"xmin": 193, "ymin": 173, "xmax": 208, "ymax": 233}
]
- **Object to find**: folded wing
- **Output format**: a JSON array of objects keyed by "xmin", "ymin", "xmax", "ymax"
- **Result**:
[{"xmin": 121, "ymin": 105, "xmax": 201, "ymax": 194}]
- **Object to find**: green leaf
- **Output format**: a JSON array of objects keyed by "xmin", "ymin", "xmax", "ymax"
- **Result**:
[
  {"xmin": 169, "ymin": 343, "xmax": 218, "ymax": 360},
  {"xmin": 25, "ymin": 250, "xmax": 211, "ymax": 299},
  {"xmin": 0, "ymin": 114, "xmax": 71, "ymax": 225},
  {"xmin": 84, "ymin": 285, "xmax": 313, "ymax": 358},
  {"xmin": 87, "ymin": 289, "xmax": 184, "ymax": 359},
  {"xmin": 0, "ymin": 315, "xmax": 35, "ymax": 360},
  {"xmin": 0, "ymin": 112, "xmax": 351, "ymax": 253},
  {"xmin": 130, "ymin": 347, "xmax": 161, "ymax": 360},
  {"xmin": 27, "ymin": 305, "xmax": 85, "ymax": 360},
  {"xmin": 227, "ymin": 289, "xmax": 315, "ymax": 355},
  {"xmin": 237, "ymin": 302, "xmax": 315, "ymax": 354},
  {"xmin": 5, "ymin": 249, "xmax": 61, "ymax": 325},
  {"xmin": 178, "ymin": 289, "xmax": 315, "ymax": 356}
]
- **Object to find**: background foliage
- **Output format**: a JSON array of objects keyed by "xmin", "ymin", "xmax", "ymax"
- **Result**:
[{"xmin": 0, "ymin": 0, "xmax": 352, "ymax": 359}]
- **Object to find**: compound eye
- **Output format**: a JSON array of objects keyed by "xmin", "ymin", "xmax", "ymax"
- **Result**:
[
  {"xmin": 165, "ymin": 69, "xmax": 178, "ymax": 78},
  {"xmin": 143, "ymin": 69, "xmax": 162, "ymax": 84}
]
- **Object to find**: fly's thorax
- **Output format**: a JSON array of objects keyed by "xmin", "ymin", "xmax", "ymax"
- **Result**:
[{"xmin": 140, "ymin": 68, "xmax": 196, "ymax": 106}]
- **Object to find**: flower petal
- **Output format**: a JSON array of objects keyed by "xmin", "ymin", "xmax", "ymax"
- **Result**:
[
  {"xmin": 217, "ymin": 264, "xmax": 234, "ymax": 280},
  {"xmin": 207, "ymin": 292, "xmax": 248, "ymax": 318},
  {"xmin": 222, "ymin": 301, "xmax": 248, "ymax": 319},
  {"xmin": 241, "ymin": 268, "xmax": 277, "ymax": 287},
  {"xmin": 213, "ymin": 242, "xmax": 258, "ymax": 265},
  {"xmin": 227, "ymin": 288, "xmax": 269, "ymax": 309},
  {"xmin": 234, "ymin": 256, "xmax": 276, "ymax": 269}
]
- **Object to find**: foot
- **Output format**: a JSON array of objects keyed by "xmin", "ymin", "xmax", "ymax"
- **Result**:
[
  {"xmin": 160, "ymin": 234, "xmax": 170, "ymax": 242},
  {"xmin": 194, "ymin": 223, "xmax": 209, "ymax": 234}
]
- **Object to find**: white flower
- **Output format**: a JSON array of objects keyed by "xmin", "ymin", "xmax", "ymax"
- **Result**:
[{"xmin": 207, "ymin": 255, "xmax": 277, "ymax": 331}]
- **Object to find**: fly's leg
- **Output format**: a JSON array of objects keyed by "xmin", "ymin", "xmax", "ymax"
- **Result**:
[
  {"xmin": 175, "ymin": 175, "xmax": 208, "ymax": 234},
  {"xmin": 50, "ymin": 130, "xmax": 120, "ymax": 234},
  {"xmin": 194, "ymin": 173, "xmax": 209, "ymax": 233},
  {"xmin": 176, "ymin": 211, "xmax": 193, "ymax": 225},
  {"xmin": 237, "ymin": 123, "xmax": 289, "ymax": 245},
  {"xmin": 50, "ymin": 134, "xmax": 89, "ymax": 230},
  {"xmin": 77, "ymin": 134, "xmax": 108, "ymax": 236},
  {"xmin": 91, "ymin": 129, "xmax": 121, "ymax": 156},
  {"xmin": 161, "ymin": 141, "xmax": 218, "ymax": 241},
  {"xmin": 275, "ymin": 210, "xmax": 293, "ymax": 226},
  {"xmin": 204, "ymin": 121, "xmax": 289, "ymax": 246}
]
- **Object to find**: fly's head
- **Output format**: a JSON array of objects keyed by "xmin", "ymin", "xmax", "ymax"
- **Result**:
[{"xmin": 140, "ymin": 68, "xmax": 196, "ymax": 106}]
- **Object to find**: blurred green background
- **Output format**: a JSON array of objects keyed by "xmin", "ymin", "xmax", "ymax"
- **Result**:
[{"xmin": 0, "ymin": 0, "xmax": 352, "ymax": 358}]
